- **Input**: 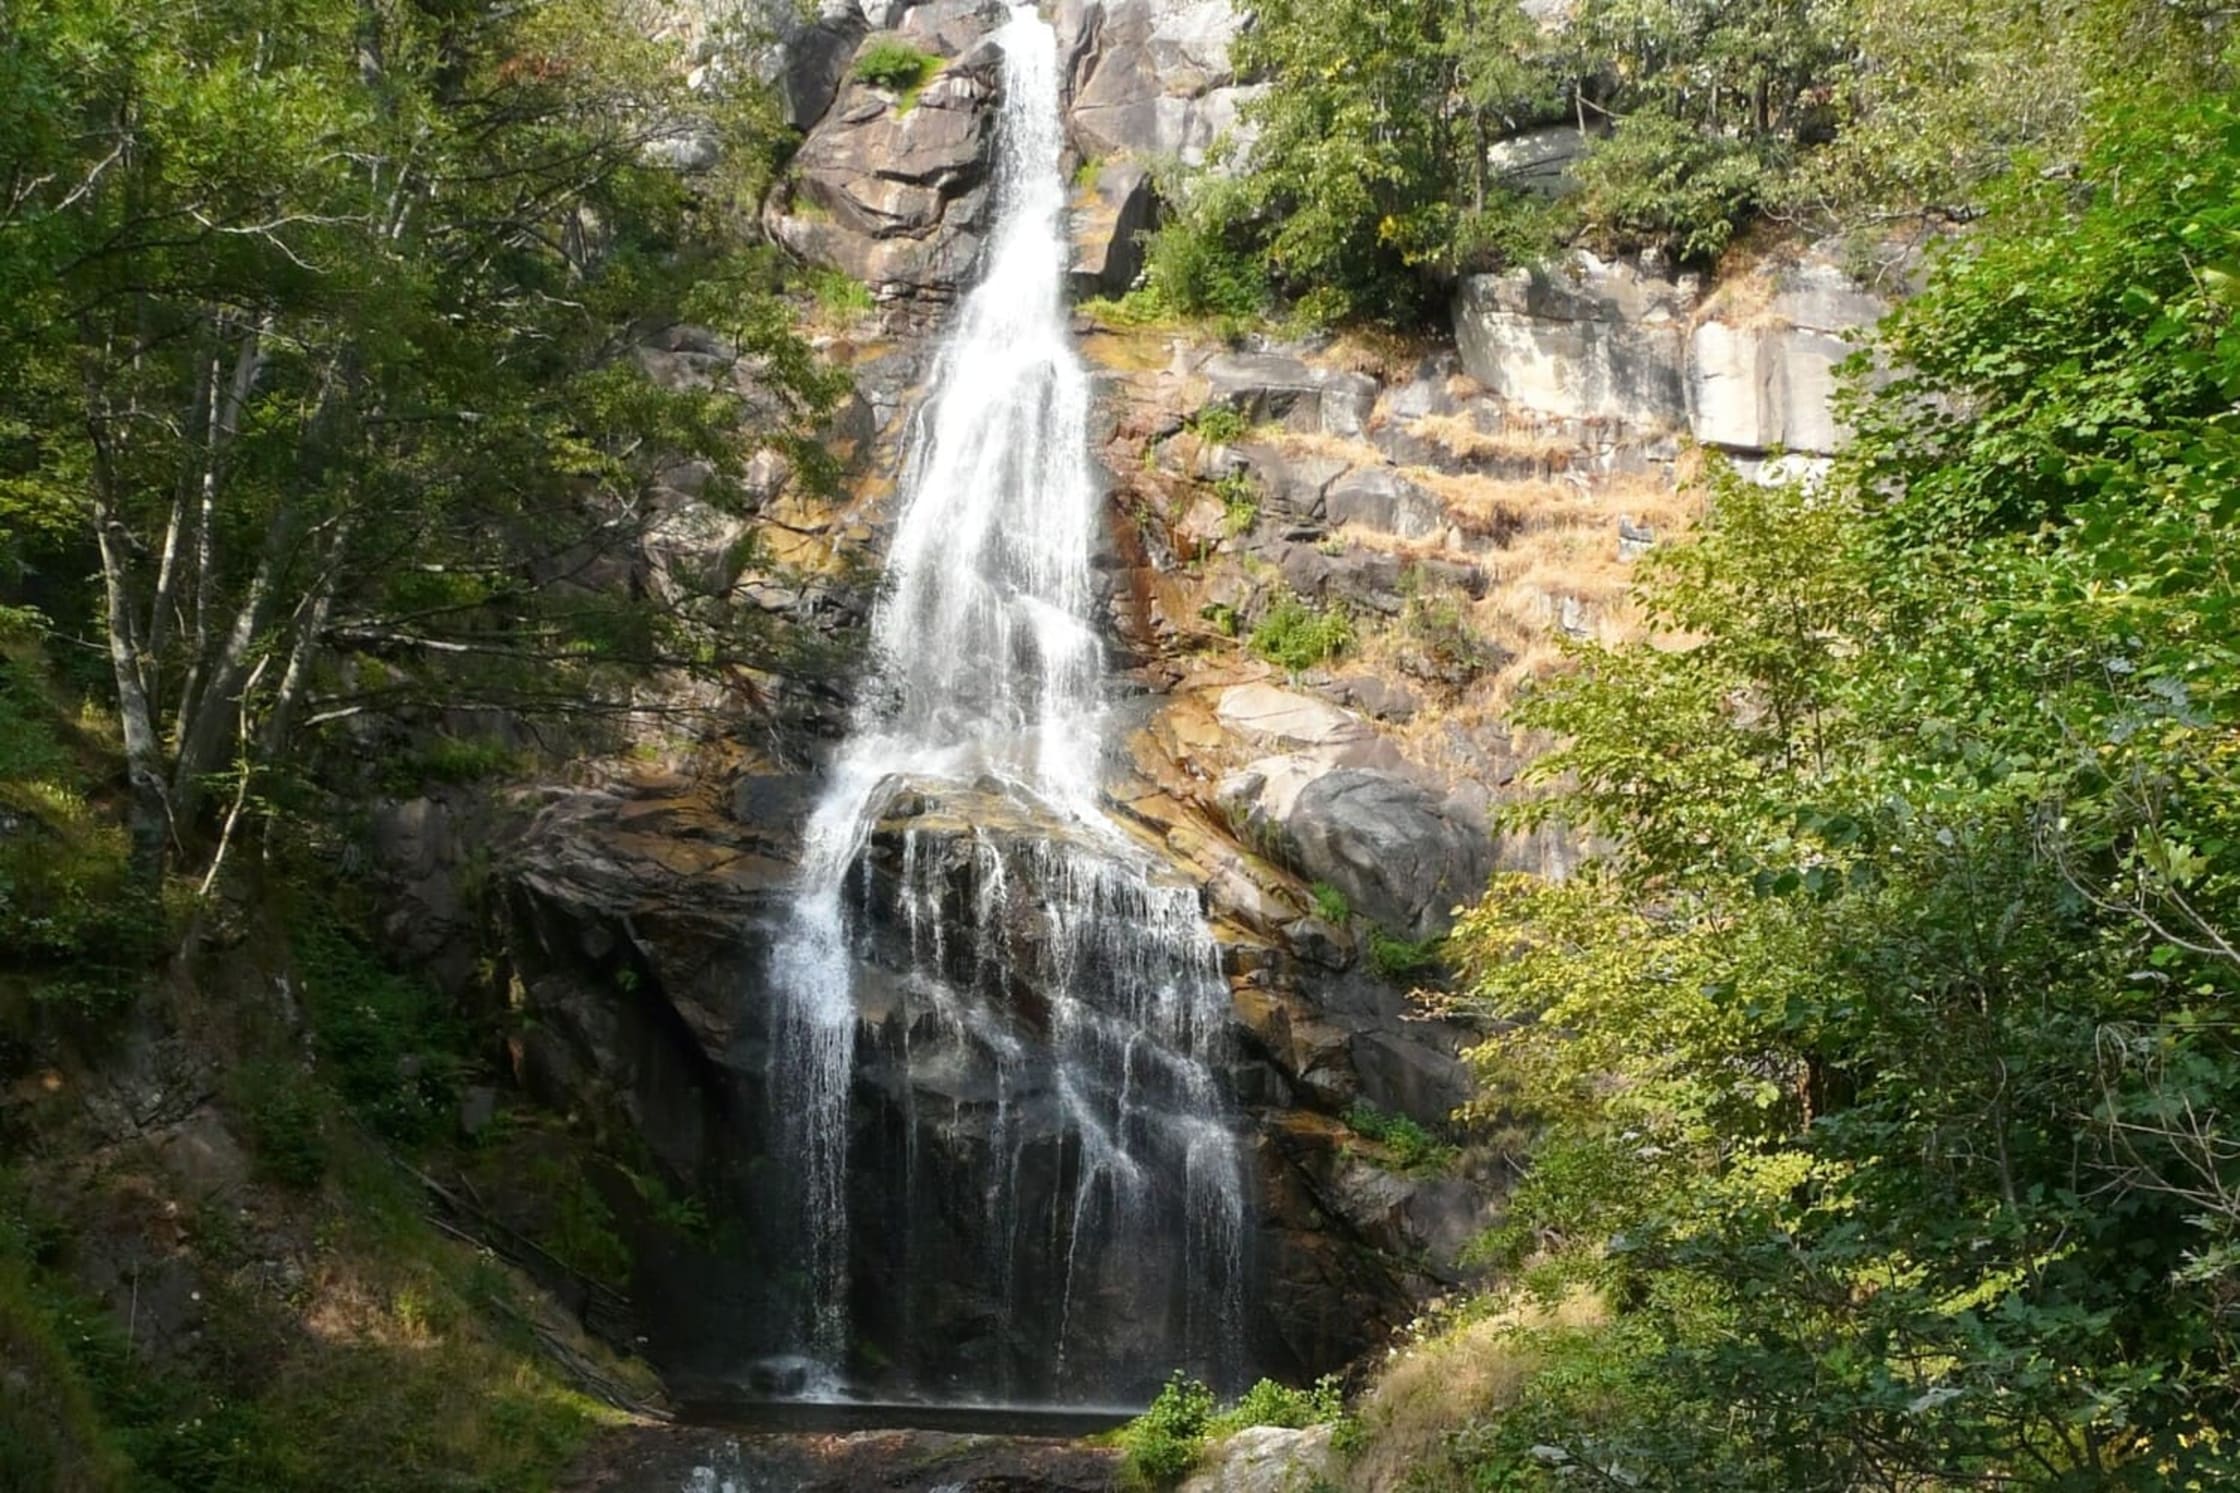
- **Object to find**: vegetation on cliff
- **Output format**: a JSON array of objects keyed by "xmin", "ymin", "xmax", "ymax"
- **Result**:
[
  {"xmin": 1142, "ymin": 0, "xmax": 2229, "ymax": 324},
  {"xmin": 1397, "ymin": 71, "xmax": 2240, "ymax": 1490}
]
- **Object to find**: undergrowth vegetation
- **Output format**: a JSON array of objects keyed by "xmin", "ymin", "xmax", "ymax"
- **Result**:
[
  {"xmin": 0, "ymin": 1153, "xmax": 624, "ymax": 1493},
  {"xmin": 1115, "ymin": 1371, "xmax": 1346, "ymax": 1489},
  {"xmin": 0, "ymin": 629, "xmax": 160, "ymax": 1025}
]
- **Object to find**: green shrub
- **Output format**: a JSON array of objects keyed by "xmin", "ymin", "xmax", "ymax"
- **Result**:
[
  {"xmin": 0, "ymin": 1203, "xmax": 128, "ymax": 1493},
  {"xmin": 379, "ymin": 732, "xmax": 521, "ymax": 793},
  {"xmin": 1076, "ymin": 291, "xmax": 1177, "ymax": 329},
  {"xmin": 1311, "ymin": 882, "xmax": 1351, "ymax": 925},
  {"xmin": 1454, "ymin": 188, "xmax": 1570, "ymax": 274},
  {"xmin": 1365, "ymin": 926, "xmax": 1444, "ymax": 982},
  {"xmin": 1569, "ymin": 112, "xmax": 1775, "ymax": 265},
  {"xmin": 806, "ymin": 266, "xmax": 875, "ymax": 319},
  {"xmin": 1345, "ymin": 1100, "xmax": 1459, "ymax": 1176},
  {"xmin": 1395, "ymin": 584, "xmax": 1494, "ymax": 683},
  {"xmin": 0, "ymin": 646, "xmax": 158, "ymax": 1019},
  {"xmin": 531, "ymin": 1162, "xmax": 632, "ymax": 1288},
  {"xmin": 853, "ymin": 37, "xmax": 937, "ymax": 92},
  {"xmin": 1117, "ymin": 1372, "xmax": 1347, "ymax": 1488},
  {"xmin": 1206, "ymin": 1375, "xmax": 1344, "ymax": 1437},
  {"xmin": 1139, "ymin": 202, "xmax": 1269, "ymax": 324},
  {"xmin": 293, "ymin": 920, "xmax": 470, "ymax": 1147},
  {"xmin": 1117, "ymin": 1371, "xmax": 1215, "ymax": 1487},
  {"xmin": 233, "ymin": 1061, "xmax": 330, "ymax": 1189},
  {"xmin": 1215, "ymin": 471, "xmax": 1260, "ymax": 537},
  {"xmin": 1188, "ymin": 404, "xmax": 1252, "ymax": 446},
  {"xmin": 1248, "ymin": 594, "xmax": 1353, "ymax": 673}
]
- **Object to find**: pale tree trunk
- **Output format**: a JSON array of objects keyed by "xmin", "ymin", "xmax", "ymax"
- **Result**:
[
  {"xmin": 170, "ymin": 366, "xmax": 343, "ymax": 827},
  {"xmin": 86, "ymin": 403, "xmax": 171, "ymax": 875},
  {"xmin": 167, "ymin": 316, "xmax": 270, "ymax": 744}
]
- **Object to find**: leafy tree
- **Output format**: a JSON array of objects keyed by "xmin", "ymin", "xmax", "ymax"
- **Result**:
[
  {"xmin": 1441, "ymin": 77, "xmax": 2240, "ymax": 1488},
  {"xmin": 0, "ymin": 0, "xmax": 843, "ymax": 878},
  {"xmin": 1214, "ymin": 0, "xmax": 1474, "ymax": 323}
]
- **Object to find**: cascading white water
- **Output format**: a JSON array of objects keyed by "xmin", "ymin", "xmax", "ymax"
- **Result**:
[{"xmin": 762, "ymin": 4, "xmax": 1247, "ymax": 1398}]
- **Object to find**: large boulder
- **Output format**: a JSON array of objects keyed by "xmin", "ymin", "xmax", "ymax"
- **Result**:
[
  {"xmin": 1060, "ymin": 0, "xmax": 1261, "ymax": 167},
  {"xmin": 1215, "ymin": 683, "xmax": 1402, "ymax": 769},
  {"xmin": 1204, "ymin": 351, "xmax": 1379, "ymax": 438},
  {"xmin": 764, "ymin": 31, "xmax": 1004, "ymax": 305},
  {"xmin": 1213, "ymin": 688, "xmax": 1492, "ymax": 940},
  {"xmin": 1452, "ymin": 251, "xmax": 1696, "ymax": 428},
  {"xmin": 1180, "ymin": 1424, "xmax": 1336, "ymax": 1493},
  {"xmin": 1687, "ymin": 250, "xmax": 1889, "ymax": 455},
  {"xmin": 1280, "ymin": 769, "xmax": 1493, "ymax": 940},
  {"xmin": 1325, "ymin": 466, "xmax": 1445, "ymax": 541},
  {"xmin": 1229, "ymin": 444, "xmax": 1351, "ymax": 530},
  {"xmin": 771, "ymin": 0, "xmax": 872, "ymax": 130}
]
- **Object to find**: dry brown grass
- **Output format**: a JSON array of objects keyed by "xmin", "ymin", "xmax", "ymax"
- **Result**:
[
  {"xmin": 1408, "ymin": 413, "xmax": 1575, "ymax": 468},
  {"xmin": 1325, "ymin": 467, "xmax": 1704, "ymax": 763},
  {"xmin": 1269, "ymin": 429, "xmax": 1389, "ymax": 466},
  {"xmin": 1318, "ymin": 325, "xmax": 1442, "ymax": 378},
  {"xmin": 1344, "ymin": 1292, "xmax": 1609, "ymax": 1493},
  {"xmin": 1694, "ymin": 234, "xmax": 1806, "ymax": 332}
]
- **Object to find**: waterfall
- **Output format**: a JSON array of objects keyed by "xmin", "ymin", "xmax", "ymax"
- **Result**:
[{"xmin": 760, "ymin": 4, "xmax": 1248, "ymax": 1402}]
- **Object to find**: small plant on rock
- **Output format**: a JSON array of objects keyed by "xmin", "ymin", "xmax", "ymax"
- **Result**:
[
  {"xmin": 853, "ymin": 38, "xmax": 938, "ymax": 93},
  {"xmin": 806, "ymin": 266, "xmax": 875, "ymax": 321},
  {"xmin": 1366, "ymin": 926, "xmax": 1445, "ymax": 982},
  {"xmin": 1216, "ymin": 470, "xmax": 1260, "ymax": 537},
  {"xmin": 1248, "ymin": 593, "xmax": 1353, "ymax": 673},
  {"xmin": 1189, "ymin": 404, "xmax": 1251, "ymax": 446},
  {"xmin": 1345, "ymin": 1100, "xmax": 1460, "ymax": 1176}
]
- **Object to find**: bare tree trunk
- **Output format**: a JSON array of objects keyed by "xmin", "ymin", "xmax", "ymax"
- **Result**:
[{"xmin": 86, "ymin": 404, "xmax": 171, "ymax": 875}]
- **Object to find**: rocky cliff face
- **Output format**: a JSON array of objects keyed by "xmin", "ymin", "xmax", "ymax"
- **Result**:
[{"xmin": 368, "ymin": 0, "xmax": 1896, "ymax": 1405}]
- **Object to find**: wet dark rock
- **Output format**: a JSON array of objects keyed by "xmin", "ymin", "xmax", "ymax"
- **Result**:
[
  {"xmin": 560, "ymin": 1423, "xmax": 1121, "ymax": 1493},
  {"xmin": 1349, "ymin": 1029, "xmax": 1472, "ymax": 1126},
  {"xmin": 497, "ymin": 768, "xmax": 1437, "ymax": 1402}
]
